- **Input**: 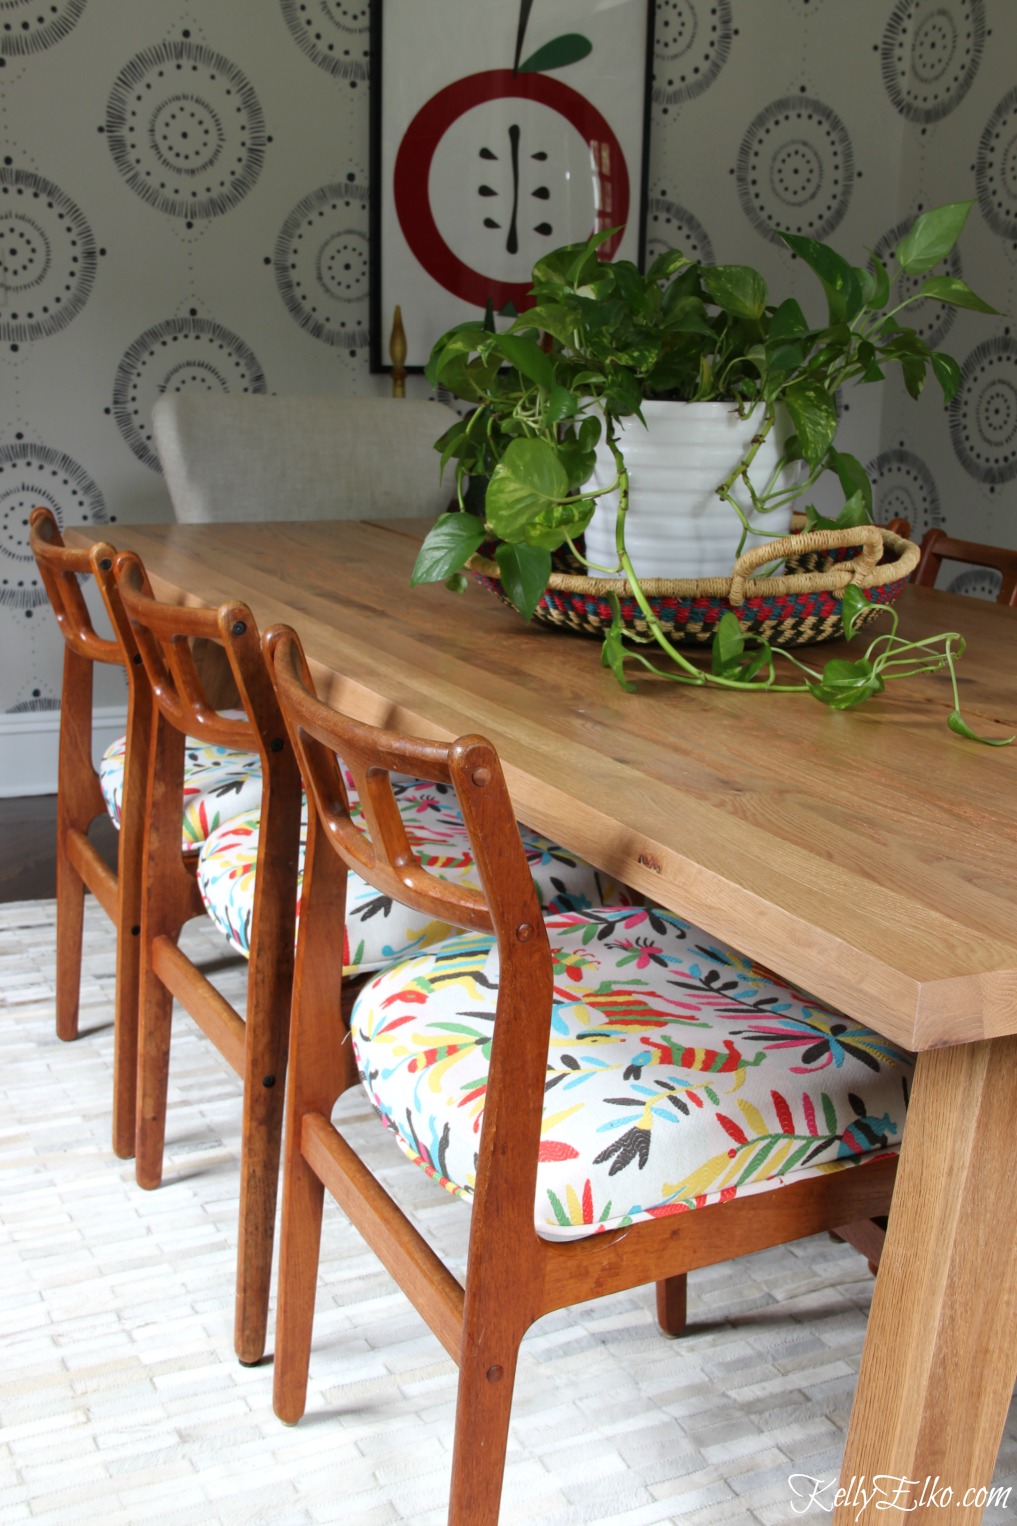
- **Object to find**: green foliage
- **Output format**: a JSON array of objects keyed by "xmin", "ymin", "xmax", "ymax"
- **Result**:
[{"xmin": 411, "ymin": 201, "xmax": 1007, "ymax": 742}]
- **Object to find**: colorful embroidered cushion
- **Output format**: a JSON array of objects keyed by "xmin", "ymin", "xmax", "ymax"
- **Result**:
[
  {"xmin": 99, "ymin": 730, "xmax": 264, "ymax": 851},
  {"xmin": 351, "ymin": 907, "xmax": 914, "ymax": 1243},
  {"xmin": 197, "ymin": 778, "xmax": 638, "ymax": 976}
]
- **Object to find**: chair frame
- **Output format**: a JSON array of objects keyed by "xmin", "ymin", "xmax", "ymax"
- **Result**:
[
  {"xmin": 913, "ymin": 528, "xmax": 1017, "ymax": 605},
  {"xmin": 266, "ymin": 623, "xmax": 899, "ymax": 1525},
  {"xmin": 29, "ymin": 508, "xmax": 149, "ymax": 1160},
  {"xmin": 108, "ymin": 552, "xmax": 303, "ymax": 1365}
]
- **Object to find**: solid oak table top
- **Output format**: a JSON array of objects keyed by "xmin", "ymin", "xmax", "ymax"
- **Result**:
[{"xmin": 72, "ymin": 517, "xmax": 1017, "ymax": 1054}]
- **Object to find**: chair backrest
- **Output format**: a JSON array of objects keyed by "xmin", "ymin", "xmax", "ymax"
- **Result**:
[
  {"xmin": 109, "ymin": 550, "xmax": 294, "ymax": 764},
  {"xmin": 264, "ymin": 622, "xmax": 545, "ymax": 950},
  {"xmin": 29, "ymin": 508, "xmax": 123, "ymax": 669},
  {"xmin": 151, "ymin": 394, "xmax": 459, "ymax": 524},
  {"xmin": 913, "ymin": 527, "xmax": 1017, "ymax": 605}
]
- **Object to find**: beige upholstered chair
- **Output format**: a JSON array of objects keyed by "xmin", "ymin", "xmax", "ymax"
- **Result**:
[{"xmin": 151, "ymin": 394, "xmax": 459, "ymax": 523}]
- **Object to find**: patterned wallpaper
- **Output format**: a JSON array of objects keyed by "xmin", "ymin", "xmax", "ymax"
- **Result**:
[{"xmin": 2, "ymin": 0, "xmax": 1015, "ymax": 763}]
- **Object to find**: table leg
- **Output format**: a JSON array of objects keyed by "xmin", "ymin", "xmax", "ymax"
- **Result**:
[{"xmin": 834, "ymin": 1037, "xmax": 1017, "ymax": 1524}]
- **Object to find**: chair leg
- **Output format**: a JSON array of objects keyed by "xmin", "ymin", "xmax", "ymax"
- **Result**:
[
  {"xmin": 448, "ymin": 1301, "xmax": 526, "ymax": 1526},
  {"xmin": 273, "ymin": 1140, "xmax": 327, "ymax": 1416},
  {"xmin": 110, "ymin": 918, "xmax": 142, "ymax": 1161},
  {"xmin": 134, "ymin": 955, "xmax": 176, "ymax": 1191},
  {"xmin": 234, "ymin": 987, "xmax": 291, "ymax": 1366},
  {"xmin": 53, "ymin": 837, "xmax": 85, "ymax": 1043},
  {"xmin": 655, "ymin": 1273, "xmax": 689, "ymax": 1337}
]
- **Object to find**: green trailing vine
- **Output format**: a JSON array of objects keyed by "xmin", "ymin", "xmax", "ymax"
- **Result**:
[{"xmin": 412, "ymin": 201, "xmax": 1011, "ymax": 744}]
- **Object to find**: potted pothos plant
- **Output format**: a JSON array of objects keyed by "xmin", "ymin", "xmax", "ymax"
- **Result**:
[{"xmin": 412, "ymin": 201, "xmax": 1010, "ymax": 744}]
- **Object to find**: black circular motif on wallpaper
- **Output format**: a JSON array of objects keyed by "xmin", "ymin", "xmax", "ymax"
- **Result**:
[
  {"xmin": 0, "ymin": 168, "xmax": 97, "ymax": 344},
  {"xmin": 652, "ymin": 0, "xmax": 732, "ymax": 109},
  {"xmin": 864, "ymin": 447, "xmax": 944, "ymax": 538},
  {"xmin": 948, "ymin": 566, "xmax": 1002, "ymax": 600},
  {"xmin": 871, "ymin": 218, "xmax": 960, "ymax": 352},
  {"xmin": 881, "ymin": 0, "xmax": 984, "ymax": 126},
  {"xmin": 105, "ymin": 42, "xmax": 267, "ymax": 221},
  {"xmin": 736, "ymin": 97, "xmax": 853, "ymax": 244},
  {"xmin": 279, "ymin": 1, "xmax": 370, "ymax": 82},
  {"xmin": 948, "ymin": 336, "xmax": 1017, "ymax": 484},
  {"xmin": 0, "ymin": 442, "xmax": 107, "ymax": 611},
  {"xmin": 644, "ymin": 195, "xmax": 715, "ymax": 267},
  {"xmin": 274, "ymin": 179, "xmax": 370, "ymax": 351},
  {"xmin": 976, "ymin": 88, "xmax": 1017, "ymax": 243},
  {"xmin": 112, "ymin": 317, "xmax": 268, "ymax": 470},
  {"xmin": 0, "ymin": 0, "xmax": 87, "ymax": 58}
]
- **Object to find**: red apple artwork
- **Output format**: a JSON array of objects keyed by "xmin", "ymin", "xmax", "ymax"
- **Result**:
[{"xmin": 389, "ymin": 0, "xmax": 633, "ymax": 318}]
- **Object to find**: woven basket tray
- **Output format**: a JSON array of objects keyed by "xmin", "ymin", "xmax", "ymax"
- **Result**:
[{"xmin": 469, "ymin": 519, "xmax": 920, "ymax": 647}]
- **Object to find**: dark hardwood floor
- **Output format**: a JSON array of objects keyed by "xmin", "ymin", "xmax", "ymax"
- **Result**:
[{"xmin": 0, "ymin": 794, "xmax": 119, "ymax": 903}]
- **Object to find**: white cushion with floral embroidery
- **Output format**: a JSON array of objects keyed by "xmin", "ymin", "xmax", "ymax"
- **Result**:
[
  {"xmin": 351, "ymin": 907, "xmax": 913, "ymax": 1242},
  {"xmin": 99, "ymin": 727, "xmax": 263, "ymax": 851},
  {"xmin": 197, "ymin": 776, "xmax": 639, "ymax": 977}
]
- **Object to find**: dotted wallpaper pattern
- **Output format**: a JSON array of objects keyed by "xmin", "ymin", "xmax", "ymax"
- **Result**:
[{"xmin": 1, "ymin": 0, "xmax": 1015, "ymax": 737}]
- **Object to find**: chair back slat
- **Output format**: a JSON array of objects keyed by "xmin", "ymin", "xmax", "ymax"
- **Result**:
[
  {"xmin": 266, "ymin": 624, "xmax": 547, "ymax": 941},
  {"xmin": 29, "ymin": 508, "xmax": 123, "ymax": 667},
  {"xmin": 112, "ymin": 552, "xmax": 259, "ymax": 752}
]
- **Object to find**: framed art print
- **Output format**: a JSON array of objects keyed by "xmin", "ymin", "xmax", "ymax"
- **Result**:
[{"xmin": 370, "ymin": 0, "xmax": 654, "ymax": 372}]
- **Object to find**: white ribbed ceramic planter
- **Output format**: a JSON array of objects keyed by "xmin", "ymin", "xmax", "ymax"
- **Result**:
[{"xmin": 584, "ymin": 401, "xmax": 796, "ymax": 581}]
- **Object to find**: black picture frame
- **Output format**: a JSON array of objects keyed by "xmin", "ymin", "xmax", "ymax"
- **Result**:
[{"xmin": 370, "ymin": 0, "xmax": 655, "ymax": 374}]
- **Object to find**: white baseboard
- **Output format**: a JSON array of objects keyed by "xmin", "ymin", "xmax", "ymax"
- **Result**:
[{"xmin": 0, "ymin": 707, "xmax": 127, "ymax": 797}]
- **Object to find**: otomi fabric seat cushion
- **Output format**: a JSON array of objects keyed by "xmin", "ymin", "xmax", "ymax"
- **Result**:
[
  {"xmin": 351, "ymin": 907, "xmax": 914, "ymax": 1242},
  {"xmin": 99, "ymin": 730, "xmax": 263, "ymax": 850},
  {"xmin": 197, "ymin": 778, "xmax": 638, "ymax": 977}
]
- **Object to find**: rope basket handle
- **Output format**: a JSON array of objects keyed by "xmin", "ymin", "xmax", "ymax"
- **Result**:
[
  {"xmin": 469, "ymin": 523, "xmax": 919, "ymax": 601},
  {"xmin": 729, "ymin": 524, "xmax": 887, "ymax": 607}
]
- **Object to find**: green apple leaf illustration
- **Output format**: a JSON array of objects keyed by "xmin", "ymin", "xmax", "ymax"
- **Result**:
[{"xmin": 519, "ymin": 34, "xmax": 593, "ymax": 72}]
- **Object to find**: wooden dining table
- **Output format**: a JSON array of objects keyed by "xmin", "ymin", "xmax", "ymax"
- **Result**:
[{"xmin": 70, "ymin": 516, "xmax": 1017, "ymax": 1521}]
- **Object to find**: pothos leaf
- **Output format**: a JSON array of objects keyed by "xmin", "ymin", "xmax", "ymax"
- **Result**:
[
  {"xmin": 711, "ymin": 611, "xmax": 745, "ymax": 675},
  {"xmin": 411, "ymin": 513, "xmax": 486, "ymax": 585},
  {"xmin": 601, "ymin": 600, "xmax": 637, "ymax": 691},
  {"xmin": 948, "ymin": 710, "xmax": 1016, "ymax": 747},
  {"xmin": 806, "ymin": 657, "xmax": 885, "ymax": 709},
  {"xmin": 840, "ymin": 582, "xmax": 870, "ymax": 642},
  {"xmin": 494, "ymin": 542, "xmax": 551, "ymax": 621},
  {"xmin": 896, "ymin": 202, "xmax": 971, "ymax": 276},
  {"xmin": 485, "ymin": 437, "xmax": 570, "ymax": 540}
]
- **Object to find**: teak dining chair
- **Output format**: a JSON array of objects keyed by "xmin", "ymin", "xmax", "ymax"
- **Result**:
[
  {"xmin": 108, "ymin": 552, "xmax": 303, "ymax": 1366},
  {"xmin": 265, "ymin": 623, "xmax": 912, "ymax": 1526},
  {"xmin": 913, "ymin": 526, "xmax": 1017, "ymax": 605},
  {"xmin": 31, "ymin": 510, "xmax": 267, "ymax": 1159},
  {"xmin": 28, "ymin": 509, "xmax": 142, "ymax": 1159}
]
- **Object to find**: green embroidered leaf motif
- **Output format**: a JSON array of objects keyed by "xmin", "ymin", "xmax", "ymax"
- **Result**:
[
  {"xmin": 519, "ymin": 33, "xmax": 593, "ymax": 72},
  {"xmin": 821, "ymin": 1092, "xmax": 838, "ymax": 1136}
]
